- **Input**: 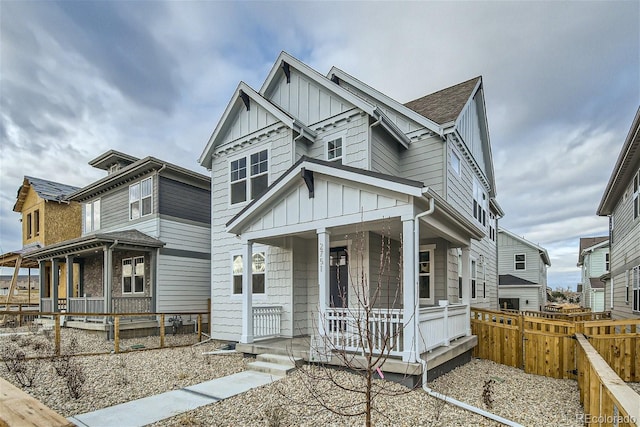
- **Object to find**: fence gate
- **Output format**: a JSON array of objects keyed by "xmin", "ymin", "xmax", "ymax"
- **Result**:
[{"xmin": 523, "ymin": 317, "xmax": 576, "ymax": 379}]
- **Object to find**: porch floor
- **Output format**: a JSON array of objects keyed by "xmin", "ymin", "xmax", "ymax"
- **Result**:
[{"xmin": 237, "ymin": 335, "xmax": 477, "ymax": 378}]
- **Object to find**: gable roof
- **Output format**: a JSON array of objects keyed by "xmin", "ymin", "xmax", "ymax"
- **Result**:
[
  {"xmin": 598, "ymin": 106, "xmax": 640, "ymax": 215},
  {"xmin": 577, "ymin": 236, "xmax": 609, "ymax": 265},
  {"xmin": 499, "ymin": 274, "xmax": 538, "ymax": 286},
  {"xmin": 13, "ymin": 176, "xmax": 80, "ymax": 212},
  {"xmin": 404, "ymin": 77, "xmax": 481, "ymax": 126},
  {"xmin": 70, "ymin": 153, "xmax": 210, "ymax": 202},
  {"xmin": 498, "ymin": 228, "xmax": 551, "ymax": 266}
]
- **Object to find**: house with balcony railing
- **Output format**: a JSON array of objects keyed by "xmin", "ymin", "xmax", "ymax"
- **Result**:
[
  {"xmin": 26, "ymin": 151, "xmax": 211, "ymax": 332},
  {"xmin": 198, "ymin": 52, "xmax": 503, "ymax": 376}
]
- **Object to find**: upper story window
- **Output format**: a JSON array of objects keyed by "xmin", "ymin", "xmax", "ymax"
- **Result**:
[
  {"xmin": 327, "ymin": 136, "xmax": 343, "ymax": 164},
  {"xmin": 34, "ymin": 210, "xmax": 40, "ymax": 236},
  {"xmin": 473, "ymin": 178, "xmax": 487, "ymax": 226},
  {"xmin": 450, "ymin": 150, "xmax": 460, "ymax": 175},
  {"xmin": 489, "ymin": 212, "xmax": 496, "ymax": 241},
  {"xmin": 633, "ymin": 169, "xmax": 639, "ymax": 220},
  {"xmin": 418, "ymin": 245, "xmax": 434, "ymax": 305},
  {"xmin": 232, "ymin": 252, "xmax": 266, "ymax": 294},
  {"xmin": 605, "ymin": 252, "xmax": 610, "ymax": 272},
  {"xmin": 632, "ymin": 265, "xmax": 639, "ymax": 312},
  {"xmin": 26, "ymin": 213, "xmax": 32, "ymax": 238},
  {"xmin": 471, "ymin": 258, "xmax": 477, "ymax": 299},
  {"xmin": 84, "ymin": 199, "xmax": 101, "ymax": 233},
  {"xmin": 515, "ymin": 253, "xmax": 526, "ymax": 270},
  {"xmin": 130, "ymin": 177, "xmax": 153, "ymax": 220},
  {"xmin": 230, "ymin": 150, "xmax": 269, "ymax": 205}
]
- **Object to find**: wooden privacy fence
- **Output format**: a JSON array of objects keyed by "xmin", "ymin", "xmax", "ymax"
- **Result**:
[
  {"xmin": 576, "ymin": 334, "xmax": 640, "ymax": 427},
  {"xmin": 471, "ymin": 308, "xmax": 640, "ymax": 382}
]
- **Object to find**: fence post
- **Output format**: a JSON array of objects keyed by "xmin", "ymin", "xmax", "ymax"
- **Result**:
[
  {"xmin": 160, "ymin": 314, "xmax": 165, "ymax": 348},
  {"xmin": 114, "ymin": 316, "xmax": 120, "ymax": 354},
  {"xmin": 54, "ymin": 315, "xmax": 61, "ymax": 356},
  {"xmin": 18, "ymin": 304, "xmax": 22, "ymax": 327},
  {"xmin": 518, "ymin": 312, "xmax": 525, "ymax": 369},
  {"xmin": 197, "ymin": 314, "xmax": 202, "ymax": 342}
]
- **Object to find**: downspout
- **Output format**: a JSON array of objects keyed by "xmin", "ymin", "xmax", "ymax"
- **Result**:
[
  {"xmin": 413, "ymin": 195, "xmax": 435, "ymax": 362},
  {"xmin": 293, "ymin": 127, "xmax": 305, "ymax": 164}
]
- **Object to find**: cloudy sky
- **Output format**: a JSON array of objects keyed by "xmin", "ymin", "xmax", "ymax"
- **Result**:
[{"xmin": 1, "ymin": 1, "xmax": 638, "ymax": 289}]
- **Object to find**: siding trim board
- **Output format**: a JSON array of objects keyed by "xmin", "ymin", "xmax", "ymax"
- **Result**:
[{"xmin": 159, "ymin": 248, "xmax": 211, "ymax": 260}]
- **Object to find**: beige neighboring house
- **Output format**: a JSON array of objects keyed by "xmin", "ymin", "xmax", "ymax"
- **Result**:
[
  {"xmin": 577, "ymin": 236, "xmax": 608, "ymax": 312},
  {"xmin": 597, "ymin": 107, "xmax": 640, "ymax": 319}
]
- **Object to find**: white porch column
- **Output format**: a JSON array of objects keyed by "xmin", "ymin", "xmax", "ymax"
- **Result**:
[
  {"xmin": 317, "ymin": 228, "xmax": 330, "ymax": 337},
  {"xmin": 240, "ymin": 241, "xmax": 254, "ymax": 344},
  {"xmin": 461, "ymin": 247, "xmax": 471, "ymax": 336},
  {"xmin": 402, "ymin": 217, "xmax": 417, "ymax": 362}
]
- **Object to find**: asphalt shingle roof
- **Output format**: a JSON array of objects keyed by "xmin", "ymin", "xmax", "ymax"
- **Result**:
[
  {"xmin": 24, "ymin": 176, "xmax": 79, "ymax": 202},
  {"xmin": 499, "ymin": 274, "xmax": 537, "ymax": 286},
  {"xmin": 404, "ymin": 77, "xmax": 481, "ymax": 125}
]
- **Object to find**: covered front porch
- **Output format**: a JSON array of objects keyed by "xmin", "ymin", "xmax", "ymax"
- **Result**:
[
  {"xmin": 26, "ymin": 230, "xmax": 164, "ymax": 328},
  {"xmin": 226, "ymin": 158, "xmax": 484, "ymax": 364}
]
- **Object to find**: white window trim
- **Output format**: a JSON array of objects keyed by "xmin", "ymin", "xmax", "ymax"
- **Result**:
[
  {"xmin": 472, "ymin": 177, "xmax": 487, "ymax": 227},
  {"xmin": 418, "ymin": 244, "xmax": 435, "ymax": 305},
  {"xmin": 325, "ymin": 132, "xmax": 346, "ymax": 163},
  {"xmin": 228, "ymin": 147, "xmax": 270, "ymax": 207},
  {"xmin": 122, "ymin": 256, "xmax": 145, "ymax": 295},
  {"xmin": 457, "ymin": 248, "xmax": 463, "ymax": 300},
  {"xmin": 84, "ymin": 199, "xmax": 101, "ymax": 233},
  {"xmin": 515, "ymin": 253, "xmax": 526, "ymax": 271},
  {"xmin": 129, "ymin": 177, "xmax": 153, "ymax": 221},
  {"xmin": 450, "ymin": 149, "xmax": 461, "ymax": 176},
  {"xmin": 230, "ymin": 248, "xmax": 267, "ymax": 299}
]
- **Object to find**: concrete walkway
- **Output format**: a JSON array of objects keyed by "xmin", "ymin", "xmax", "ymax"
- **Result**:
[{"xmin": 68, "ymin": 371, "xmax": 281, "ymax": 427}]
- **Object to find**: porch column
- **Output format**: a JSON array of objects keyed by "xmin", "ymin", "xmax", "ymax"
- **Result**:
[
  {"xmin": 65, "ymin": 255, "xmax": 74, "ymax": 312},
  {"xmin": 150, "ymin": 249, "xmax": 157, "ymax": 313},
  {"xmin": 402, "ymin": 217, "xmax": 417, "ymax": 362},
  {"xmin": 317, "ymin": 229, "xmax": 330, "ymax": 337},
  {"xmin": 240, "ymin": 241, "xmax": 254, "ymax": 344},
  {"xmin": 461, "ymin": 247, "xmax": 471, "ymax": 336},
  {"xmin": 38, "ymin": 260, "xmax": 45, "ymax": 311},
  {"xmin": 51, "ymin": 258, "xmax": 60, "ymax": 312},
  {"xmin": 103, "ymin": 245, "xmax": 113, "ymax": 314}
]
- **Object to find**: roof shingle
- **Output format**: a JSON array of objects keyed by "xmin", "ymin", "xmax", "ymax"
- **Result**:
[{"xmin": 404, "ymin": 77, "xmax": 481, "ymax": 125}]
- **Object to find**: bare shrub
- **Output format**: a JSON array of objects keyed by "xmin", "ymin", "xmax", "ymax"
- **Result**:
[
  {"xmin": 50, "ymin": 336, "xmax": 86, "ymax": 399},
  {"xmin": 1, "ymin": 342, "xmax": 40, "ymax": 387},
  {"xmin": 113, "ymin": 355, "xmax": 130, "ymax": 386},
  {"xmin": 482, "ymin": 379, "xmax": 495, "ymax": 409},
  {"xmin": 264, "ymin": 405, "xmax": 287, "ymax": 427}
]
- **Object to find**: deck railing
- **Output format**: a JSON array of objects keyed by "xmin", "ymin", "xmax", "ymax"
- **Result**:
[
  {"xmin": 68, "ymin": 297, "xmax": 105, "ymax": 322},
  {"xmin": 113, "ymin": 297, "xmax": 152, "ymax": 315},
  {"xmin": 418, "ymin": 303, "xmax": 468, "ymax": 353},
  {"xmin": 253, "ymin": 306, "xmax": 282, "ymax": 339},
  {"xmin": 324, "ymin": 308, "xmax": 404, "ymax": 356}
]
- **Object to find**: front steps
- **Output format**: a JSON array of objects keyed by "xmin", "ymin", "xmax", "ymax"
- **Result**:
[{"xmin": 247, "ymin": 353, "xmax": 302, "ymax": 377}]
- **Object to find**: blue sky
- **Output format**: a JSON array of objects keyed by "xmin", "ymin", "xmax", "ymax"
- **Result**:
[{"xmin": 1, "ymin": 1, "xmax": 638, "ymax": 289}]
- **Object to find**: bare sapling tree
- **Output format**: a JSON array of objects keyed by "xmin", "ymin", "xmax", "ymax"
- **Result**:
[{"xmin": 283, "ymin": 223, "xmax": 418, "ymax": 427}]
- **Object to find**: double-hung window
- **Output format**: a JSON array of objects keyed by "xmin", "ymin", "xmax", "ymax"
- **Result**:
[
  {"xmin": 633, "ymin": 169, "xmax": 639, "ymax": 220},
  {"xmin": 450, "ymin": 150, "xmax": 460, "ymax": 175},
  {"xmin": 232, "ymin": 252, "xmax": 266, "ymax": 294},
  {"xmin": 418, "ymin": 246, "xmax": 434, "ymax": 304},
  {"xmin": 123, "ymin": 257, "xmax": 145, "ymax": 294},
  {"xmin": 471, "ymin": 258, "xmax": 477, "ymax": 299},
  {"xmin": 473, "ymin": 178, "xmax": 487, "ymax": 226},
  {"xmin": 327, "ymin": 136, "xmax": 343, "ymax": 163},
  {"xmin": 130, "ymin": 177, "xmax": 152, "ymax": 220},
  {"xmin": 633, "ymin": 265, "xmax": 640, "ymax": 312},
  {"xmin": 84, "ymin": 200, "xmax": 101, "ymax": 233},
  {"xmin": 515, "ymin": 254, "xmax": 526, "ymax": 270},
  {"xmin": 230, "ymin": 149, "xmax": 269, "ymax": 205},
  {"xmin": 605, "ymin": 252, "xmax": 610, "ymax": 272}
]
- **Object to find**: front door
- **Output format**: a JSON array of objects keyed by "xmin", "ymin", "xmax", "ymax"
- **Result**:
[{"xmin": 329, "ymin": 247, "xmax": 348, "ymax": 308}]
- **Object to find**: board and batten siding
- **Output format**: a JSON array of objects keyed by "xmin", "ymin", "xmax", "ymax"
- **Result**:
[
  {"xmin": 456, "ymin": 94, "xmax": 487, "ymax": 175},
  {"xmin": 220, "ymin": 99, "xmax": 279, "ymax": 146},
  {"xmin": 158, "ymin": 177, "xmax": 210, "ymax": 225},
  {"xmin": 608, "ymin": 178, "xmax": 640, "ymax": 318},
  {"xmin": 266, "ymin": 71, "xmax": 353, "ymax": 126}
]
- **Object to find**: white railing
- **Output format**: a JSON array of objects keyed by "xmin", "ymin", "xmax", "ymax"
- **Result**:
[
  {"xmin": 324, "ymin": 308, "xmax": 404, "ymax": 356},
  {"xmin": 253, "ymin": 306, "xmax": 282, "ymax": 339},
  {"xmin": 68, "ymin": 297, "xmax": 104, "ymax": 322},
  {"xmin": 418, "ymin": 303, "xmax": 468, "ymax": 353}
]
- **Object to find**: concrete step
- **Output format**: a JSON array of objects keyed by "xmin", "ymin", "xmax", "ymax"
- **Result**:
[
  {"xmin": 246, "ymin": 360, "xmax": 296, "ymax": 377},
  {"xmin": 256, "ymin": 353, "xmax": 302, "ymax": 367}
]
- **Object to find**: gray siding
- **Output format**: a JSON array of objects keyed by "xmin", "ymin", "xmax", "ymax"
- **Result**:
[
  {"xmin": 498, "ymin": 286, "xmax": 542, "ymax": 311},
  {"xmin": 370, "ymin": 126, "xmax": 401, "ymax": 176},
  {"xmin": 399, "ymin": 134, "xmax": 444, "ymax": 194},
  {"xmin": 369, "ymin": 232, "xmax": 402, "ymax": 309},
  {"xmin": 156, "ymin": 255, "xmax": 210, "ymax": 313},
  {"xmin": 497, "ymin": 232, "xmax": 543, "ymax": 285},
  {"xmin": 158, "ymin": 177, "xmax": 210, "ymax": 225}
]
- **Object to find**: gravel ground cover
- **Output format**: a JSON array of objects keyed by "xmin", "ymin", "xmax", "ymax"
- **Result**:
[{"xmin": 2, "ymin": 327, "xmax": 628, "ymax": 426}]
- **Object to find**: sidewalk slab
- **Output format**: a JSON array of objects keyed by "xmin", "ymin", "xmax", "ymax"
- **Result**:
[{"xmin": 68, "ymin": 371, "xmax": 280, "ymax": 427}]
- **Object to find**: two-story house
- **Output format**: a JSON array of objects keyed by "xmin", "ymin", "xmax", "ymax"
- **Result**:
[
  {"xmin": 577, "ymin": 236, "xmax": 608, "ymax": 312},
  {"xmin": 198, "ymin": 52, "xmax": 503, "ymax": 374},
  {"xmin": 0, "ymin": 177, "xmax": 81, "ymax": 308},
  {"xmin": 597, "ymin": 107, "xmax": 640, "ymax": 319},
  {"xmin": 26, "ymin": 151, "xmax": 212, "ymax": 332},
  {"xmin": 497, "ymin": 228, "xmax": 551, "ymax": 311}
]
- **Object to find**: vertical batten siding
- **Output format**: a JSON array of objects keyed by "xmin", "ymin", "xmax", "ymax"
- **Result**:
[
  {"xmin": 457, "ymin": 95, "xmax": 486, "ymax": 173},
  {"xmin": 400, "ymin": 134, "xmax": 444, "ymax": 194},
  {"xmin": 220, "ymin": 100, "xmax": 278, "ymax": 145},
  {"xmin": 156, "ymin": 256, "xmax": 210, "ymax": 313},
  {"xmin": 370, "ymin": 126, "xmax": 401, "ymax": 176}
]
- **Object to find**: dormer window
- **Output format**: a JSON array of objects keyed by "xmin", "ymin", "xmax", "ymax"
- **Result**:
[{"xmin": 130, "ymin": 177, "xmax": 153, "ymax": 220}]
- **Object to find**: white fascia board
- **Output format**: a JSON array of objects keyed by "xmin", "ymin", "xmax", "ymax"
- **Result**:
[
  {"xmin": 373, "ymin": 108, "xmax": 410, "ymax": 148},
  {"xmin": 259, "ymin": 52, "xmax": 376, "ymax": 116},
  {"xmin": 329, "ymin": 67, "xmax": 443, "ymax": 136},
  {"xmin": 199, "ymin": 82, "xmax": 294, "ymax": 168},
  {"xmin": 581, "ymin": 240, "xmax": 610, "ymax": 255}
]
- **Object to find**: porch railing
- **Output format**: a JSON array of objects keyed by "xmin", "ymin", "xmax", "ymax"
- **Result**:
[
  {"xmin": 253, "ymin": 306, "xmax": 282, "ymax": 340},
  {"xmin": 40, "ymin": 298, "xmax": 53, "ymax": 313},
  {"xmin": 418, "ymin": 303, "xmax": 468, "ymax": 353},
  {"xmin": 324, "ymin": 308, "xmax": 404, "ymax": 356},
  {"xmin": 113, "ymin": 297, "xmax": 152, "ymax": 314},
  {"xmin": 68, "ymin": 297, "xmax": 105, "ymax": 322}
]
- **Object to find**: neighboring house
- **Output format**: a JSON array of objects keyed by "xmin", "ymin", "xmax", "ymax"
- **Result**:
[
  {"xmin": 597, "ymin": 107, "xmax": 640, "ymax": 319},
  {"xmin": 0, "ymin": 177, "xmax": 81, "ymax": 304},
  {"xmin": 26, "ymin": 151, "xmax": 211, "ymax": 329},
  {"xmin": 577, "ymin": 236, "xmax": 608, "ymax": 312},
  {"xmin": 198, "ymin": 52, "xmax": 503, "ymax": 370},
  {"xmin": 497, "ymin": 228, "xmax": 551, "ymax": 311}
]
